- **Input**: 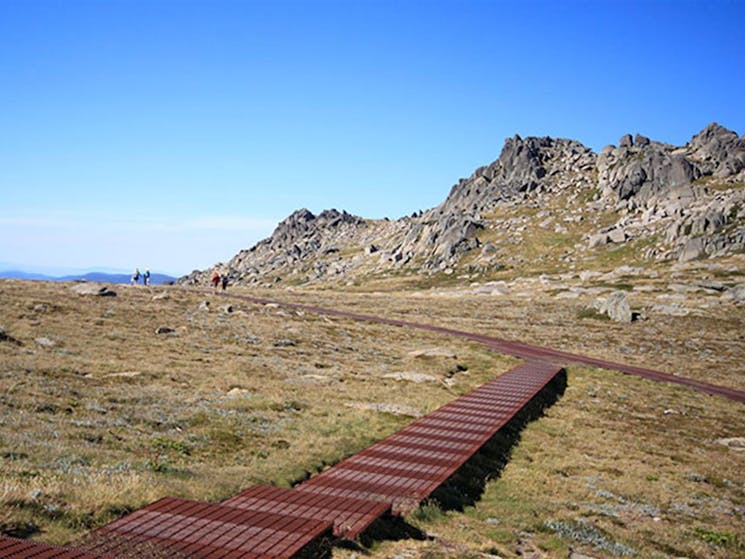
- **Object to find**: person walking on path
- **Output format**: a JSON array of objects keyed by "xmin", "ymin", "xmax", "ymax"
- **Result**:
[
  {"xmin": 131, "ymin": 268, "xmax": 140, "ymax": 285},
  {"xmin": 221, "ymin": 272, "xmax": 229, "ymax": 290},
  {"xmin": 144, "ymin": 269, "xmax": 151, "ymax": 286},
  {"xmin": 211, "ymin": 269, "xmax": 220, "ymax": 289}
]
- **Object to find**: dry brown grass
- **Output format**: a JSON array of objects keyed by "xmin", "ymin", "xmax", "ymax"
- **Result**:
[
  {"xmin": 2, "ymin": 278, "xmax": 744, "ymax": 558},
  {"xmin": 0, "ymin": 279, "xmax": 511, "ymax": 545}
]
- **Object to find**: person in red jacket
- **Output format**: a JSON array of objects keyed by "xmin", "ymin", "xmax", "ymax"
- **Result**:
[{"xmin": 211, "ymin": 270, "xmax": 220, "ymax": 289}]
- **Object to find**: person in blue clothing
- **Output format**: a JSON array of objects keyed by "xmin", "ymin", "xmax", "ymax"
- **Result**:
[{"xmin": 144, "ymin": 269, "xmax": 151, "ymax": 286}]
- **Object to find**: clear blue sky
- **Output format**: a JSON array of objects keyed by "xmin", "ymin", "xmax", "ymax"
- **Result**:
[{"xmin": 1, "ymin": 0, "xmax": 743, "ymax": 276}]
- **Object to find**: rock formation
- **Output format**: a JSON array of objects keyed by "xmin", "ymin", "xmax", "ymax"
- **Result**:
[{"xmin": 180, "ymin": 123, "xmax": 745, "ymax": 287}]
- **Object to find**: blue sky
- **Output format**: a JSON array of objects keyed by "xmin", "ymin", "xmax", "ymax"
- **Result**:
[{"xmin": 1, "ymin": 0, "xmax": 744, "ymax": 276}]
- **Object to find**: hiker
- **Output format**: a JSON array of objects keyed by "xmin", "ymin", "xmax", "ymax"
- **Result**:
[
  {"xmin": 221, "ymin": 273, "xmax": 229, "ymax": 290},
  {"xmin": 143, "ymin": 269, "xmax": 151, "ymax": 286},
  {"xmin": 211, "ymin": 270, "xmax": 220, "ymax": 289},
  {"xmin": 131, "ymin": 268, "xmax": 140, "ymax": 285}
]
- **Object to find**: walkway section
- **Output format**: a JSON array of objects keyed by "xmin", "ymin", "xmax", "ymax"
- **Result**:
[
  {"xmin": 295, "ymin": 361, "xmax": 561, "ymax": 513},
  {"xmin": 0, "ymin": 535, "xmax": 107, "ymax": 558},
  {"xmin": 222, "ymin": 485, "xmax": 390, "ymax": 540},
  {"xmin": 4, "ymin": 361, "xmax": 563, "ymax": 558},
  {"xmin": 75, "ymin": 497, "xmax": 332, "ymax": 559}
]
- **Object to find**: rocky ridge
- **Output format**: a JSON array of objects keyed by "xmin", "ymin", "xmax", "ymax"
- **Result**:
[{"xmin": 179, "ymin": 123, "xmax": 745, "ymax": 287}]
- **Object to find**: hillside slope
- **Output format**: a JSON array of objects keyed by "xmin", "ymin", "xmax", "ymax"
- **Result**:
[{"xmin": 179, "ymin": 123, "xmax": 745, "ymax": 287}]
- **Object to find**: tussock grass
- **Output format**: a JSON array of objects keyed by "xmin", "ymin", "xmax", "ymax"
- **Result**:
[
  {"xmin": 2, "ymin": 279, "xmax": 744, "ymax": 559},
  {"xmin": 0, "ymin": 280, "xmax": 510, "ymax": 544}
]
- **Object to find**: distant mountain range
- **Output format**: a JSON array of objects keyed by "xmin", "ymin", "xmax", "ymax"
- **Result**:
[{"xmin": 0, "ymin": 269, "xmax": 176, "ymax": 285}]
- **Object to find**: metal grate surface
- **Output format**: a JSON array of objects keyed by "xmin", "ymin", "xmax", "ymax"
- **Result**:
[
  {"xmin": 222, "ymin": 484, "xmax": 390, "ymax": 539},
  {"xmin": 8, "ymin": 361, "xmax": 562, "ymax": 558},
  {"xmin": 0, "ymin": 535, "xmax": 109, "ymax": 558},
  {"xmin": 76, "ymin": 497, "xmax": 332, "ymax": 559},
  {"xmin": 296, "ymin": 361, "xmax": 561, "ymax": 513}
]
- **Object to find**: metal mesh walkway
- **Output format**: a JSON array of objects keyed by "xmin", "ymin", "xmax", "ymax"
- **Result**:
[
  {"xmin": 0, "ymin": 535, "xmax": 109, "ymax": 558},
  {"xmin": 2, "ymin": 361, "xmax": 563, "ymax": 558},
  {"xmin": 295, "ymin": 361, "xmax": 560, "ymax": 513}
]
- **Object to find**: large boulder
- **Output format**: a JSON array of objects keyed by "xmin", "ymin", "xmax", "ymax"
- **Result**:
[
  {"xmin": 605, "ymin": 291, "xmax": 633, "ymax": 323},
  {"xmin": 685, "ymin": 122, "xmax": 745, "ymax": 178},
  {"xmin": 588, "ymin": 292, "xmax": 634, "ymax": 323},
  {"xmin": 597, "ymin": 135, "xmax": 701, "ymax": 206}
]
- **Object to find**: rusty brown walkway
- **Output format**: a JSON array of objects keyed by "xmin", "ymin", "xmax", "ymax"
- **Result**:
[
  {"xmin": 201, "ymin": 290, "xmax": 745, "ymax": 403},
  {"xmin": 2, "ymin": 361, "xmax": 564, "ymax": 558}
]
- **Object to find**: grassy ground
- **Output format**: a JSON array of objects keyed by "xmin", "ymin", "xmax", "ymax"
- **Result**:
[{"xmin": 1, "ymin": 278, "xmax": 743, "ymax": 558}]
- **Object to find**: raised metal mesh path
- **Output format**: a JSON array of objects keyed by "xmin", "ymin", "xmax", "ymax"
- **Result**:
[{"xmin": 2, "ymin": 361, "xmax": 563, "ymax": 558}]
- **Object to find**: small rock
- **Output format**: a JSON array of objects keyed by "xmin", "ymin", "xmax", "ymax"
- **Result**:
[
  {"xmin": 70, "ymin": 283, "xmax": 116, "ymax": 297},
  {"xmin": 152, "ymin": 292, "xmax": 170, "ymax": 301},
  {"xmin": 579, "ymin": 270, "xmax": 602, "ymax": 282},
  {"xmin": 198, "ymin": 301, "xmax": 211, "ymax": 311},
  {"xmin": 608, "ymin": 228, "xmax": 627, "ymax": 243},
  {"xmin": 155, "ymin": 326, "xmax": 175, "ymax": 335},
  {"xmin": 570, "ymin": 551, "xmax": 600, "ymax": 559},
  {"xmin": 222, "ymin": 305, "xmax": 234, "ymax": 314},
  {"xmin": 35, "ymin": 337, "xmax": 56, "ymax": 348},
  {"xmin": 382, "ymin": 372, "xmax": 438, "ymax": 383},
  {"xmin": 652, "ymin": 304, "xmax": 690, "ymax": 317},
  {"xmin": 105, "ymin": 371, "xmax": 142, "ymax": 378},
  {"xmin": 408, "ymin": 348, "xmax": 457, "ymax": 358},
  {"xmin": 345, "ymin": 402, "xmax": 422, "ymax": 418},
  {"xmin": 588, "ymin": 233, "xmax": 609, "ymax": 248},
  {"xmin": 225, "ymin": 387, "xmax": 252, "ymax": 398},
  {"xmin": 729, "ymin": 284, "xmax": 745, "ymax": 302},
  {"xmin": 716, "ymin": 437, "xmax": 745, "ymax": 451},
  {"xmin": 273, "ymin": 339, "xmax": 296, "ymax": 347}
]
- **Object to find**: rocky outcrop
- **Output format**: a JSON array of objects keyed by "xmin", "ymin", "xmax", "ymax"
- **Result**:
[
  {"xmin": 438, "ymin": 135, "xmax": 596, "ymax": 214},
  {"xmin": 180, "ymin": 123, "xmax": 745, "ymax": 287},
  {"xmin": 597, "ymin": 134, "xmax": 700, "ymax": 206}
]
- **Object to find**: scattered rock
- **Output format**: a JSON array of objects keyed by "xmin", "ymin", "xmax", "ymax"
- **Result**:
[
  {"xmin": 152, "ymin": 292, "xmax": 170, "ymax": 301},
  {"xmin": 678, "ymin": 237, "xmax": 707, "ymax": 262},
  {"xmin": 70, "ymin": 283, "xmax": 117, "ymax": 297},
  {"xmin": 716, "ymin": 437, "xmax": 745, "ymax": 452},
  {"xmin": 198, "ymin": 301, "xmax": 211, "ymax": 311},
  {"xmin": 154, "ymin": 326, "xmax": 176, "ymax": 335},
  {"xmin": 34, "ymin": 337, "xmax": 56, "ymax": 348},
  {"xmin": 408, "ymin": 348, "xmax": 457, "ymax": 358},
  {"xmin": 570, "ymin": 551, "xmax": 600, "ymax": 559},
  {"xmin": 221, "ymin": 304, "xmax": 234, "ymax": 314},
  {"xmin": 473, "ymin": 281, "xmax": 510, "ymax": 295},
  {"xmin": 225, "ymin": 387, "xmax": 252, "ymax": 398},
  {"xmin": 105, "ymin": 371, "xmax": 143, "ymax": 378},
  {"xmin": 345, "ymin": 402, "xmax": 422, "ymax": 418},
  {"xmin": 608, "ymin": 228, "xmax": 627, "ymax": 244},
  {"xmin": 579, "ymin": 270, "xmax": 602, "ymax": 282},
  {"xmin": 382, "ymin": 372, "xmax": 438, "ymax": 383},
  {"xmin": 588, "ymin": 233, "xmax": 609, "ymax": 248},
  {"xmin": 605, "ymin": 291, "xmax": 633, "ymax": 323},
  {"xmin": 651, "ymin": 303, "xmax": 690, "ymax": 317},
  {"xmin": 273, "ymin": 339, "xmax": 297, "ymax": 347},
  {"xmin": 729, "ymin": 284, "xmax": 745, "ymax": 302}
]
